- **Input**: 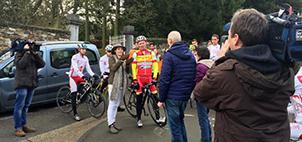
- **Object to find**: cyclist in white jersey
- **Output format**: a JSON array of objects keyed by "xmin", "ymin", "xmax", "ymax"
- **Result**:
[
  {"xmin": 69, "ymin": 44, "xmax": 98, "ymax": 121},
  {"xmin": 99, "ymin": 45, "xmax": 112, "ymax": 93}
]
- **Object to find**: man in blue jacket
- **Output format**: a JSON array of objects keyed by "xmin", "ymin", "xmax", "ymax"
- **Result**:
[{"xmin": 158, "ymin": 31, "xmax": 196, "ymax": 142}]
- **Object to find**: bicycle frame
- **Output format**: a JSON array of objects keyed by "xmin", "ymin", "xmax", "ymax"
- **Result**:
[
  {"xmin": 140, "ymin": 83, "xmax": 155, "ymax": 116},
  {"xmin": 76, "ymin": 79, "xmax": 94, "ymax": 104}
]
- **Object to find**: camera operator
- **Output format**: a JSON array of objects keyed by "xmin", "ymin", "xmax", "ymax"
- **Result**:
[
  {"xmin": 13, "ymin": 40, "xmax": 45, "ymax": 137},
  {"xmin": 194, "ymin": 8, "xmax": 293, "ymax": 142}
]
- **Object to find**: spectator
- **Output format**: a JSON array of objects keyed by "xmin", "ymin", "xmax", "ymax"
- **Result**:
[
  {"xmin": 194, "ymin": 8, "xmax": 293, "ymax": 142},
  {"xmin": 107, "ymin": 44, "xmax": 132, "ymax": 134},
  {"xmin": 13, "ymin": 36, "xmax": 45, "ymax": 137},
  {"xmin": 158, "ymin": 31, "xmax": 196, "ymax": 142},
  {"xmin": 207, "ymin": 34, "xmax": 220, "ymax": 61},
  {"xmin": 194, "ymin": 46, "xmax": 213, "ymax": 142},
  {"xmin": 189, "ymin": 39, "xmax": 198, "ymax": 51},
  {"xmin": 149, "ymin": 42, "xmax": 156, "ymax": 51}
]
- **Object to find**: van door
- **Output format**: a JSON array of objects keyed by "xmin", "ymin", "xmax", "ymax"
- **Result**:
[
  {"xmin": 0, "ymin": 58, "xmax": 17, "ymax": 110},
  {"xmin": 31, "ymin": 50, "xmax": 49, "ymax": 103},
  {"xmin": 46, "ymin": 47, "xmax": 76, "ymax": 97}
]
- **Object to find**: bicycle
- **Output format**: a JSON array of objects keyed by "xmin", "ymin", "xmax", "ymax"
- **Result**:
[
  {"xmin": 56, "ymin": 75, "xmax": 106, "ymax": 119},
  {"xmin": 94, "ymin": 76, "xmax": 109, "ymax": 101},
  {"xmin": 123, "ymin": 82, "xmax": 167, "ymax": 127}
]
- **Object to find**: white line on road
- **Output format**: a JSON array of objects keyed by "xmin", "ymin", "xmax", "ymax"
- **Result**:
[
  {"xmin": 0, "ymin": 116, "xmax": 13, "ymax": 121},
  {"xmin": 21, "ymin": 117, "xmax": 106, "ymax": 142}
]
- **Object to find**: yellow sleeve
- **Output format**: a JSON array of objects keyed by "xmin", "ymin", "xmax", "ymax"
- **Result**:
[
  {"xmin": 131, "ymin": 52, "xmax": 138, "ymax": 80},
  {"xmin": 132, "ymin": 63, "xmax": 137, "ymax": 80}
]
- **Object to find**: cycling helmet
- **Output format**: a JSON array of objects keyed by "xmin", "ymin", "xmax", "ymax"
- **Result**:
[
  {"xmin": 77, "ymin": 44, "xmax": 88, "ymax": 49},
  {"xmin": 136, "ymin": 35, "xmax": 147, "ymax": 43},
  {"xmin": 105, "ymin": 44, "xmax": 113, "ymax": 51}
]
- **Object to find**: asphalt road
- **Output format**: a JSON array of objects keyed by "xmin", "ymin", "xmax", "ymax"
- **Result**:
[
  {"xmin": 0, "ymin": 103, "xmax": 95, "ymax": 142},
  {"xmin": 0, "ymin": 101, "xmax": 215, "ymax": 142},
  {"xmin": 78, "ymin": 105, "xmax": 212, "ymax": 142},
  {"xmin": 0, "ymin": 101, "xmax": 214, "ymax": 142}
]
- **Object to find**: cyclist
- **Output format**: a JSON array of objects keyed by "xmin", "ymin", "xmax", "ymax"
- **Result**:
[
  {"xmin": 69, "ymin": 44, "xmax": 98, "ymax": 121},
  {"xmin": 99, "ymin": 45, "xmax": 113, "ymax": 93},
  {"xmin": 131, "ymin": 35, "xmax": 158, "ymax": 127}
]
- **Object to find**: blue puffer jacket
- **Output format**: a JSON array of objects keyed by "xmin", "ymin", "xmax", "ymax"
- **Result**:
[{"xmin": 159, "ymin": 41, "xmax": 196, "ymax": 102}]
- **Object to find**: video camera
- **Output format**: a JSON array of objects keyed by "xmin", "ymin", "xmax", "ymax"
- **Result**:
[
  {"xmin": 10, "ymin": 38, "xmax": 39, "ymax": 56},
  {"xmin": 222, "ymin": 4, "xmax": 302, "ymax": 65},
  {"xmin": 267, "ymin": 3, "xmax": 302, "ymax": 65}
]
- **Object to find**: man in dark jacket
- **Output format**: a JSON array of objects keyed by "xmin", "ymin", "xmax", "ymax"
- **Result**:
[
  {"xmin": 14, "ymin": 42, "xmax": 45, "ymax": 137},
  {"xmin": 158, "ymin": 31, "xmax": 196, "ymax": 142},
  {"xmin": 194, "ymin": 9, "xmax": 293, "ymax": 142}
]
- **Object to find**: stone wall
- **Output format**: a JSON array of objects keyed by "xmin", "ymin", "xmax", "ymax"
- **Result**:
[{"xmin": 0, "ymin": 22, "xmax": 70, "ymax": 51}]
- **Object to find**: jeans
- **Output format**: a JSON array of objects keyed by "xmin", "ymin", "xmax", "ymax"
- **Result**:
[
  {"xmin": 165, "ymin": 99, "xmax": 188, "ymax": 142},
  {"xmin": 196, "ymin": 101, "xmax": 212, "ymax": 142},
  {"xmin": 13, "ymin": 88, "xmax": 34, "ymax": 129}
]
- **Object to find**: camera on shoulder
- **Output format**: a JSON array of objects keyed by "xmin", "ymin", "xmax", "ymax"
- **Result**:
[
  {"xmin": 10, "ymin": 38, "xmax": 39, "ymax": 56},
  {"xmin": 267, "ymin": 3, "xmax": 302, "ymax": 65},
  {"xmin": 222, "ymin": 3, "xmax": 302, "ymax": 66}
]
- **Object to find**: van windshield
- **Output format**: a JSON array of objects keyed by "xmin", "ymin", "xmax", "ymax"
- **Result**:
[{"xmin": 0, "ymin": 50, "xmax": 12, "ymax": 64}]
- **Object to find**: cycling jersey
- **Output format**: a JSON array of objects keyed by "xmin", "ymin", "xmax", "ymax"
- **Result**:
[
  {"xmin": 131, "ymin": 49, "xmax": 158, "ymax": 94},
  {"xmin": 99, "ymin": 54, "xmax": 110, "ymax": 76},
  {"xmin": 129, "ymin": 48, "xmax": 139, "ymax": 59},
  {"xmin": 131, "ymin": 49, "xmax": 158, "ymax": 79},
  {"xmin": 69, "ymin": 53, "xmax": 95, "ymax": 92}
]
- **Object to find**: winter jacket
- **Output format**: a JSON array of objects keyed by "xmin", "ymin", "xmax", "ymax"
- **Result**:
[
  {"xmin": 15, "ymin": 51, "xmax": 45, "ymax": 89},
  {"xmin": 108, "ymin": 55, "xmax": 133, "ymax": 84},
  {"xmin": 194, "ymin": 44, "xmax": 294, "ymax": 142},
  {"xmin": 195, "ymin": 59, "xmax": 214, "ymax": 83},
  {"xmin": 159, "ymin": 41, "xmax": 196, "ymax": 102}
]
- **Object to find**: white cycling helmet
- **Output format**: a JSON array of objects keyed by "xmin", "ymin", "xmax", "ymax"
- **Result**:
[
  {"xmin": 77, "ymin": 44, "xmax": 88, "ymax": 49},
  {"xmin": 136, "ymin": 35, "xmax": 147, "ymax": 43},
  {"xmin": 105, "ymin": 44, "xmax": 113, "ymax": 51}
]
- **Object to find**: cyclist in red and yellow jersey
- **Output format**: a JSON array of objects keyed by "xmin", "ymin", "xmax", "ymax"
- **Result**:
[{"xmin": 132, "ymin": 35, "xmax": 158, "ymax": 127}]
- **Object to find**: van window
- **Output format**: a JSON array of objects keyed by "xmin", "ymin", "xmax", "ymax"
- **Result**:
[
  {"xmin": 0, "ymin": 50, "xmax": 12, "ymax": 64},
  {"xmin": 50, "ymin": 48, "xmax": 76, "ymax": 69},
  {"xmin": 0, "ymin": 61, "xmax": 14, "ymax": 78},
  {"xmin": 50, "ymin": 48, "xmax": 97, "ymax": 69},
  {"xmin": 86, "ymin": 49, "xmax": 98, "ymax": 65}
]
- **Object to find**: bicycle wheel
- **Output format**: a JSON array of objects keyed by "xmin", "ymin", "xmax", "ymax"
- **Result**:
[
  {"xmin": 56, "ymin": 86, "xmax": 72, "ymax": 113},
  {"xmin": 147, "ymin": 94, "xmax": 167, "ymax": 127},
  {"xmin": 123, "ymin": 91, "xmax": 137, "ymax": 118},
  {"xmin": 87, "ymin": 89, "xmax": 106, "ymax": 119}
]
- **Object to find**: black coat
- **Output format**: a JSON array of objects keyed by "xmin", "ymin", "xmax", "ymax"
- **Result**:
[{"xmin": 14, "ymin": 51, "xmax": 45, "ymax": 89}]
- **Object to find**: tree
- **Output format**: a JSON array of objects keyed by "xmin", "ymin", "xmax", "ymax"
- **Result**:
[{"xmin": 122, "ymin": 0, "xmax": 159, "ymax": 37}]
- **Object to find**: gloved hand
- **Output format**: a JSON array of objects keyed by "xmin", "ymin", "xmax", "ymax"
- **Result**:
[
  {"xmin": 82, "ymin": 75, "xmax": 89, "ymax": 81},
  {"xmin": 93, "ymin": 74, "xmax": 100, "ymax": 80},
  {"xmin": 131, "ymin": 80, "xmax": 139, "ymax": 90},
  {"xmin": 103, "ymin": 72, "xmax": 110, "ymax": 76}
]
